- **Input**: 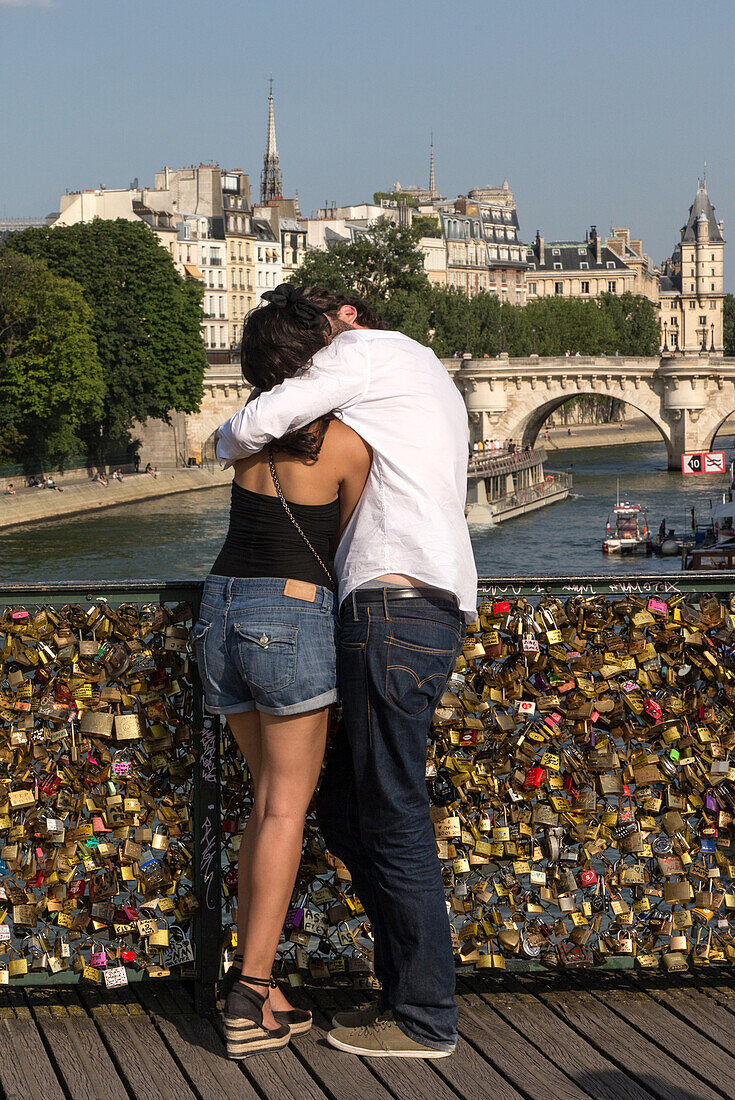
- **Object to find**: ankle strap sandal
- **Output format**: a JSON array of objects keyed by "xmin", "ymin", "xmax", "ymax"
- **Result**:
[{"xmin": 223, "ymin": 974, "xmax": 290, "ymax": 1060}]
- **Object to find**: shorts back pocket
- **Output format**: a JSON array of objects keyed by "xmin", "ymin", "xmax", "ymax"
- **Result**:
[{"xmin": 233, "ymin": 623, "xmax": 299, "ymax": 693}]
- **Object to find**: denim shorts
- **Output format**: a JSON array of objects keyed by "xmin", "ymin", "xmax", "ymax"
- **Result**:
[{"xmin": 192, "ymin": 576, "xmax": 338, "ymax": 716}]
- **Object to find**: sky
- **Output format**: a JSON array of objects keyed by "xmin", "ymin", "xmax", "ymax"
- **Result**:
[{"xmin": 1, "ymin": 0, "xmax": 733, "ymax": 284}]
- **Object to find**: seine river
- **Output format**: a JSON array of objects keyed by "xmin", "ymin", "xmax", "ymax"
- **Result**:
[{"xmin": 3, "ymin": 439, "xmax": 734, "ymax": 587}]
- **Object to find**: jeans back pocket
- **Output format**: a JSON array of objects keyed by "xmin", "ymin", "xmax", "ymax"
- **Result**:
[{"xmin": 233, "ymin": 623, "xmax": 299, "ymax": 693}]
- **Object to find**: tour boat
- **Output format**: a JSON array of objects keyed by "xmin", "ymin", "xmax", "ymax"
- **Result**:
[{"xmin": 602, "ymin": 502, "xmax": 651, "ymax": 554}]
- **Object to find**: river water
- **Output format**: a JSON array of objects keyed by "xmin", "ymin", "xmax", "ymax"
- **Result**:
[{"xmin": 2, "ymin": 438, "xmax": 734, "ymax": 586}]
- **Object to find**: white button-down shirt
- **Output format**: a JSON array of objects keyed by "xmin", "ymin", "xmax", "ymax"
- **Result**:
[{"xmin": 216, "ymin": 329, "xmax": 478, "ymax": 618}]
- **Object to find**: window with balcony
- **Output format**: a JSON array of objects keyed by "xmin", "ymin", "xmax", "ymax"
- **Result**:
[
  {"xmin": 527, "ymin": 281, "xmax": 536, "ymax": 294},
  {"xmin": 607, "ymin": 280, "xmax": 617, "ymax": 293},
  {"xmin": 581, "ymin": 280, "xmax": 590, "ymax": 294},
  {"xmin": 555, "ymin": 281, "xmax": 563, "ymax": 295}
]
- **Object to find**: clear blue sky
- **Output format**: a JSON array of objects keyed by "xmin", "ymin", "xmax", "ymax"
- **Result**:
[{"xmin": 2, "ymin": 0, "xmax": 733, "ymax": 284}]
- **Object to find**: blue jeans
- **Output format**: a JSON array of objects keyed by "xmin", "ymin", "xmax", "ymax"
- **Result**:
[{"xmin": 316, "ymin": 591, "xmax": 464, "ymax": 1051}]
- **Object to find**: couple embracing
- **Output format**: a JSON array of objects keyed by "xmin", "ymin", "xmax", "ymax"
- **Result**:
[{"xmin": 194, "ymin": 285, "xmax": 476, "ymax": 1060}]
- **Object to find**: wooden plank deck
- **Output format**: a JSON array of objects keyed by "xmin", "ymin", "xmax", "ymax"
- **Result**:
[{"xmin": 0, "ymin": 973, "xmax": 729, "ymax": 1100}]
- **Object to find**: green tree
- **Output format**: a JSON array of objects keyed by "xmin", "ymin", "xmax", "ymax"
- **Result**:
[
  {"xmin": 723, "ymin": 294, "xmax": 735, "ymax": 356},
  {"xmin": 4, "ymin": 220, "xmax": 206, "ymax": 462},
  {"xmin": 411, "ymin": 214, "xmax": 441, "ymax": 238},
  {"xmin": 0, "ymin": 252, "xmax": 104, "ymax": 468},
  {"xmin": 292, "ymin": 220, "xmax": 431, "ymax": 305}
]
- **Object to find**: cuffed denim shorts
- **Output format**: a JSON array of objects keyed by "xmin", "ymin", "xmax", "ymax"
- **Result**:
[{"xmin": 192, "ymin": 576, "xmax": 338, "ymax": 716}]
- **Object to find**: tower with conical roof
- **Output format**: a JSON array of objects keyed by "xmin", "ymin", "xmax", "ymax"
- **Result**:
[
  {"xmin": 260, "ymin": 78, "xmax": 283, "ymax": 206},
  {"xmin": 660, "ymin": 178, "xmax": 725, "ymax": 354}
]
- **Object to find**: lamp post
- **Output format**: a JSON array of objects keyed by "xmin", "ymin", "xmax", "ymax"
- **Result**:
[
  {"xmin": 710, "ymin": 323, "xmax": 716, "ymax": 354},
  {"xmin": 662, "ymin": 322, "xmax": 668, "ymax": 353}
]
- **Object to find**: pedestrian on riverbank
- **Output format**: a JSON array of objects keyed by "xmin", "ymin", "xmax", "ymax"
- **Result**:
[
  {"xmin": 134, "ymin": 453, "xmax": 141, "ymax": 473},
  {"xmin": 112, "ymin": 468, "xmax": 124, "ymax": 483},
  {"xmin": 4, "ymin": 483, "xmax": 15, "ymax": 495},
  {"xmin": 217, "ymin": 284, "xmax": 476, "ymax": 1060}
]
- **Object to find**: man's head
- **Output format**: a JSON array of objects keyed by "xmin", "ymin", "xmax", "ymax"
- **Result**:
[{"xmin": 240, "ymin": 285, "xmax": 386, "ymax": 391}]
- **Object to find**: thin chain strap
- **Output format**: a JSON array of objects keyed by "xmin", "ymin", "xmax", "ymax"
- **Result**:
[{"xmin": 268, "ymin": 450, "xmax": 334, "ymax": 586}]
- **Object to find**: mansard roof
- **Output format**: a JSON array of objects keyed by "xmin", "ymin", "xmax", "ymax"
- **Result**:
[
  {"xmin": 681, "ymin": 181, "xmax": 723, "ymax": 243},
  {"xmin": 525, "ymin": 241, "xmax": 629, "ymax": 272}
]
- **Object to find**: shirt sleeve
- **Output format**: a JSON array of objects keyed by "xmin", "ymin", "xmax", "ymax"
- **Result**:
[{"xmin": 215, "ymin": 333, "xmax": 371, "ymax": 466}]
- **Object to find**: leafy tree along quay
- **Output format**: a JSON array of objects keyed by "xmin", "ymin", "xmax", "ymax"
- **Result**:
[
  {"xmin": 291, "ymin": 221, "xmax": 661, "ymax": 359},
  {"xmin": 3, "ymin": 220, "xmax": 206, "ymax": 463},
  {"xmin": 0, "ymin": 252, "xmax": 104, "ymax": 468}
]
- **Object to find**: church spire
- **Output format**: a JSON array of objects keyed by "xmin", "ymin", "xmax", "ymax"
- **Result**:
[
  {"xmin": 429, "ymin": 131, "xmax": 437, "ymax": 199},
  {"xmin": 260, "ymin": 77, "xmax": 283, "ymax": 205}
]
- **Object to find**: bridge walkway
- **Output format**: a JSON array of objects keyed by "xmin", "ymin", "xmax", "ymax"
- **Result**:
[{"xmin": 1, "ymin": 971, "xmax": 733, "ymax": 1100}]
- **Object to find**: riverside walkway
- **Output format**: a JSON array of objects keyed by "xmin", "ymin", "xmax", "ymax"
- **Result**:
[{"xmin": 2, "ymin": 972, "xmax": 734, "ymax": 1100}]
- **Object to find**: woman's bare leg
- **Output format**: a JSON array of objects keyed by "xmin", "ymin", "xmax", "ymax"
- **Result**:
[
  {"xmin": 225, "ymin": 713, "xmax": 261, "ymax": 975},
  {"xmin": 226, "ymin": 707, "xmax": 328, "ymax": 1028}
]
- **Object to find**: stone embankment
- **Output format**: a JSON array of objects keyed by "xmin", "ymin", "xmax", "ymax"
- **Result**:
[
  {"xmin": 0, "ymin": 467, "xmax": 231, "ymax": 532},
  {"xmin": 543, "ymin": 416, "xmax": 663, "ymax": 453}
]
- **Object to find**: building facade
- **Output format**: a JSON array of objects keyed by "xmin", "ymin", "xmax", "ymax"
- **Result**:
[
  {"xmin": 222, "ymin": 170, "xmax": 255, "ymax": 350},
  {"xmin": 524, "ymin": 226, "xmax": 635, "ymax": 300},
  {"xmin": 659, "ymin": 180, "xmax": 725, "ymax": 354},
  {"xmin": 252, "ymin": 217, "xmax": 283, "ymax": 301},
  {"xmin": 441, "ymin": 191, "xmax": 527, "ymax": 302}
]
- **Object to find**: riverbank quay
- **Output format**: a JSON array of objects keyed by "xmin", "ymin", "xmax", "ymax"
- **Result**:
[
  {"xmin": 544, "ymin": 412, "xmax": 735, "ymax": 453},
  {"xmin": 0, "ymin": 466, "xmax": 232, "ymax": 531}
]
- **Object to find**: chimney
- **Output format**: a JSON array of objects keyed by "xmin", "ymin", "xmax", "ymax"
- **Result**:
[
  {"xmin": 535, "ymin": 229, "xmax": 545, "ymax": 265},
  {"xmin": 590, "ymin": 225, "xmax": 602, "ymax": 264}
]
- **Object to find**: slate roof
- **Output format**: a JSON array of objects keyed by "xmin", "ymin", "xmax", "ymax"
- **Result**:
[
  {"xmin": 658, "ymin": 275, "xmax": 678, "ymax": 294},
  {"xmin": 252, "ymin": 218, "xmax": 277, "ymax": 242},
  {"xmin": 525, "ymin": 241, "xmax": 628, "ymax": 272},
  {"xmin": 681, "ymin": 182, "xmax": 723, "ymax": 243}
]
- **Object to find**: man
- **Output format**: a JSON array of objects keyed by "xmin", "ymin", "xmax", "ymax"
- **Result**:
[{"xmin": 216, "ymin": 286, "xmax": 477, "ymax": 1059}]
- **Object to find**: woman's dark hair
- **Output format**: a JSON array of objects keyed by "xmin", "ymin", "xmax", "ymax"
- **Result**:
[{"xmin": 240, "ymin": 286, "xmax": 386, "ymax": 459}]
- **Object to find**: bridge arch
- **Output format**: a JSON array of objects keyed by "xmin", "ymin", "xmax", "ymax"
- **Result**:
[{"xmin": 516, "ymin": 393, "xmax": 671, "ymax": 454}]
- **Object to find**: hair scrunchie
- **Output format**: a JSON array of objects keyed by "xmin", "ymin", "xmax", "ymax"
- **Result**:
[{"xmin": 261, "ymin": 284, "xmax": 328, "ymax": 330}]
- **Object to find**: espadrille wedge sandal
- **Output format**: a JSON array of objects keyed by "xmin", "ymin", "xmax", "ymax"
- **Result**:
[
  {"xmin": 223, "ymin": 974, "xmax": 290, "ymax": 1059},
  {"xmin": 219, "ymin": 963, "xmax": 312, "ymax": 1035}
]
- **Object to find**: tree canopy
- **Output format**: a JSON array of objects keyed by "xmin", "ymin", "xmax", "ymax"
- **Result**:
[
  {"xmin": 0, "ymin": 252, "xmax": 104, "ymax": 468},
  {"xmin": 3, "ymin": 219, "xmax": 206, "ymax": 461},
  {"xmin": 292, "ymin": 225, "xmax": 661, "ymax": 358}
]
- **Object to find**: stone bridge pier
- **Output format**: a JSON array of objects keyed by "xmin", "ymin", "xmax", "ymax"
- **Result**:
[{"xmin": 446, "ymin": 353, "xmax": 735, "ymax": 470}]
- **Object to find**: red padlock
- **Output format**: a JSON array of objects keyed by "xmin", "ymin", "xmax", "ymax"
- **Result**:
[
  {"xmin": 121, "ymin": 949, "xmax": 135, "ymax": 963},
  {"xmin": 564, "ymin": 775, "xmax": 579, "ymax": 798},
  {"xmin": 460, "ymin": 730, "xmax": 477, "ymax": 747},
  {"xmin": 524, "ymin": 766, "xmax": 545, "ymax": 789},
  {"xmin": 492, "ymin": 600, "xmax": 510, "ymax": 616},
  {"xmin": 578, "ymin": 868, "xmax": 597, "ymax": 887},
  {"xmin": 222, "ymin": 816, "xmax": 240, "ymax": 835},
  {"xmin": 224, "ymin": 868, "xmax": 239, "ymax": 890},
  {"xmin": 644, "ymin": 697, "xmax": 662, "ymax": 721}
]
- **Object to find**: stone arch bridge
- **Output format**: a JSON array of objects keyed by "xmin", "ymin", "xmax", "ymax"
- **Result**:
[
  {"xmin": 446, "ymin": 354, "xmax": 735, "ymax": 469},
  {"xmin": 137, "ymin": 355, "xmax": 735, "ymax": 471}
]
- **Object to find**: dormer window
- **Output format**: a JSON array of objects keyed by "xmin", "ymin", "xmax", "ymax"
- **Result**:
[
  {"xmin": 554, "ymin": 262, "xmax": 562, "ymax": 270},
  {"xmin": 580, "ymin": 262, "xmax": 589, "ymax": 270},
  {"xmin": 552, "ymin": 248, "xmax": 560, "ymax": 255},
  {"xmin": 606, "ymin": 261, "xmax": 615, "ymax": 269},
  {"xmin": 578, "ymin": 248, "xmax": 586, "ymax": 256}
]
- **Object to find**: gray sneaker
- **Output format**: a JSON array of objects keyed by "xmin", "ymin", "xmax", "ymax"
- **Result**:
[
  {"xmin": 331, "ymin": 1001, "xmax": 380, "ymax": 1029},
  {"xmin": 327, "ymin": 1012, "xmax": 454, "ymax": 1059}
]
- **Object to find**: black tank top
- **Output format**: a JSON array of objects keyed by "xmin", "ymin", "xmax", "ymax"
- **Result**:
[{"xmin": 210, "ymin": 482, "xmax": 340, "ymax": 590}]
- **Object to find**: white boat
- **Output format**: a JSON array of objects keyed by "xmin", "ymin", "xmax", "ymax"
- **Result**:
[{"xmin": 602, "ymin": 503, "xmax": 650, "ymax": 554}]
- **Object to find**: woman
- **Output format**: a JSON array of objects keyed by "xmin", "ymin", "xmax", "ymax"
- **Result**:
[{"xmin": 193, "ymin": 286, "xmax": 372, "ymax": 1059}]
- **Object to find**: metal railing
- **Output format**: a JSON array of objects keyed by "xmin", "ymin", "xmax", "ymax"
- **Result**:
[
  {"xmin": 490, "ymin": 471, "xmax": 573, "ymax": 516},
  {"xmin": 3, "ymin": 574, "xmax": 735, "ymax": 997}
]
